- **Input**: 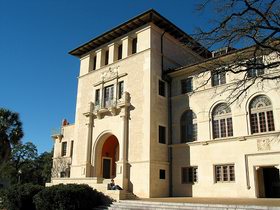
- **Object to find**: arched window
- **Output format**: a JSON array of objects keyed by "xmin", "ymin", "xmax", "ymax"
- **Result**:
[
  {"xmin": 181, "ymin": 110, "xmax": 197, "ymax": 143},
  {"xmin": 212, "ymin": 103, "xmax": 233, "ymax": 139},
  {"xmin": 249, "ymin": 95, "xmax": 275, "ymax": 134}
]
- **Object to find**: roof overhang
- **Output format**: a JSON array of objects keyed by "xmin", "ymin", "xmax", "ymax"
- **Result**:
[{"xmin": 69, "ymin": 9, "xmax": 211, "ymax": 58}]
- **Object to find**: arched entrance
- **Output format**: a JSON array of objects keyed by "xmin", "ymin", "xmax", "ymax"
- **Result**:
[{"xmin": 101, "ymin": 135, "xmax": 119, "ymax": 179}]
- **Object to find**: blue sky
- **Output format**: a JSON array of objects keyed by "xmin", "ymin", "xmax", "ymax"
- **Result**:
[{"xmin": 0, "ymin": 0, "xmax": 215, "ymax": 153}]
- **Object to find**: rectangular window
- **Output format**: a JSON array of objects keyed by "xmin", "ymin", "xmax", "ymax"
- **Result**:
[
  {"xmin": 70, "ymin": 140, "xmax": 74, "ymax": 157},
  {"xmin": 104, "ymin": 85, "xmax": 114, "ymax": 108},
  {"xmin": 132, "ymin": 38, "xmax": 137, "ymax": 54},
  {"xmin": 267, "ymin": 111, "xmax": 275, "ymax": 131},
  {"xmin": 213, "ymin": 120, "xmax": 219, "ymax": 139},
  {"xmin": 220, "ymin": 119, "xmax": 226, "ymax": 137},
  {"xmin": 118, "ymin": 44, "xmax": 122, "ymax": 60},
  {"xmin": 259, "ymin": 112, "xmax": 267, "ymax": 132},
  {"xmin": 105, "ymin": 50, "xmax": 109, "ymax": 65},
  {"xmin": 212, "ymin": 68, "xmax": 226, "ymax": 86},
  {"xmin": 181, "ymin": 78, "xmax": 193, "ymax": 94},
  {"xmin": 247, "ymin": 57, "xmax": 264, "ymax": 78},
  {"xmin": 227, "ymin": 118, "xmax": 233, "ymax": 136},
  {"xmin": 182, "ymin": 167, "xmax": 198, "ymax": 184},
  {"xmin": 159, "ymin": 126, "xmax": 166, "ymax": 144},
  {"xmin": 61, "ymin": 142, "xmax": 67, "ymax": 156},
  {"xmin": 193, "ymin": 123, "xmax": 197, "ymax": 141},
  {"xmin": 250, "ymin": 113, "xmax": 259, "ymax": 134},
  {"xmin": 159, "ymin": 80, "xmax": 165, "ymax": 97},
  {"xmin": 118, "ymin": 81, "xmax": 124, "ymax": 99},
  {"xmin": 215, "ymin": 164, "xmax": 235, "ymax": 182},
  {"xmin": 95, "ymin": 89, "xmax": 100, "ymax": 106},
  {"xmin": 93, "ymin": 55, "xmax": 97, "ymax": 70},
  {"xmin": 159, "ymin": 169, "xmax": 166, "ymax": 179}
]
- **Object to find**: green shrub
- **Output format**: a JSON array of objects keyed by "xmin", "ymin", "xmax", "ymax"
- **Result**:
[
  {"xmin": 1, "ymin": 183, "xmax": 44, "ymax": 210},
  {"xmin": 33, "ymin": 184, "xmax": 113, "ymax": 210}
]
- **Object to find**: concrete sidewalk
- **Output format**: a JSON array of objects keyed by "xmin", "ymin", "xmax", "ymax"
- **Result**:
[{"xmin": 139, "ymin": 197, "xmax": 280, "ymax": 207}]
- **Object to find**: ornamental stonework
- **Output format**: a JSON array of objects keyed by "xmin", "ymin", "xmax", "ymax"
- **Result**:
[{"xmin": 257, "ymin": 139, "xmax": 271, "ymax": 151}]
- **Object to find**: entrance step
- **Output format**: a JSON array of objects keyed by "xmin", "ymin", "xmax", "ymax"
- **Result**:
[
  {"xmin": 108, "ymin": 200, "xmax": 280, "ymax": 210},
  {"xmin": 122, "ymin": 192, "xmax": 139, "ymax": 200}
]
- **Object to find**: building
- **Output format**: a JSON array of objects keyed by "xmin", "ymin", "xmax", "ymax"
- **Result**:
[{"xmin": 48, "ymin": 9, "xmax": 280, "ymax": 199}]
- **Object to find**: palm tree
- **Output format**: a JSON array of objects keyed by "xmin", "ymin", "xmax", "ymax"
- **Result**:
[{"xmin": 0, "ymin": 108, "xmax": 24, "ymax": 164}]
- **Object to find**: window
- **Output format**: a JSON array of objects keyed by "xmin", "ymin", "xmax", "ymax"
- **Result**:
[
  {"xmin": 118, "ymin": 44, "xmax": 122, "ymax": 60},
  {"xmin": 159, "ymin": 80, "xmax": 165, "ymax": 97},
  {"xmin": 132, "ymin": 38, "xmax": 137, "ymax": 54},
  {"xmin": 215, "ymin": 164, "xmax": 235, "ymax": 182},
  {"xmin": 247, "ymin": 57, "xmax": 264, "ymax": 78},
  {"xmin": 212, "ymin": 68, "xmax": 226, "ymax": 86},
  {"xmin": 159, "ymin": 126, "xmax": 166, "ymax": 144},
  {"xmin": 95, "ymin": 89, "xmax": 100, "ymax": 106},
  {"xmin": 181, "ymin": 110, "xmax": 197, "ymax": 142},
  {"xmin": 249, "ymin": 95, "xmax": 275, "ymax": 134},
  {"xmin": 104, "ymin": 85, "xmax": 114, "ymax": 108},
  {"xmin": 212, "ymin": 103, "xmax": 233, "ymax": 139},
  {"xmin": 105, "ymin": 50, "xmax": 109, "ymax": 65},
  {"xmin": 61, "ymin": 142, "xmax": 67, "ymax": 156},
  {"xmin": 118, "ymin": 81, "xmax": 124, "ymax": 99},
  {"xmin": 159, "ymin": 169, "xmax": 166, "ymax": 179},
  {"xmin": 70, "ymin": 140, "xmax": 74, "ymax": 157},
  {"xmin": 181, "ymin": 78, "xmax": 193, "ymax": 94},
  {"xmin": 92, "ymin": 55, "xmax": 97, "ymax": 70},
  {"xmin": 182, "ymin": 167, "xmax": 198, "ymax": 183}
]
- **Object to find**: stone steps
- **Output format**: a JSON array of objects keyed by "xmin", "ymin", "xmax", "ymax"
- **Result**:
[{"xmin": 108, "ymin": 200, "xmax": 280, "ymax": 210}]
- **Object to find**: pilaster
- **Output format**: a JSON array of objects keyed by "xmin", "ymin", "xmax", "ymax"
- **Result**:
[{"xmin": 121, "ymin": 36, "xmax": 132, "ymax": 58}]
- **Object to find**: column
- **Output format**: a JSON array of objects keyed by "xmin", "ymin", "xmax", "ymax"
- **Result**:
[
  {"xmin": 121, "ymin": 36, "xmax": 132, "ymax": 59},
  {"xmin": 108, "ymin": 43, "xmax": 117, "ymax": 64},
  {"xmin": 84, "ymin": 102, "xmax": 94, "ymax": 177},
  {"xmin": 96, "ymin": 49, "xmax": 103, "ymax": 69},
  {"xmin": 115, "ymin": 106, "xmax": 129, "ymax": 190}
]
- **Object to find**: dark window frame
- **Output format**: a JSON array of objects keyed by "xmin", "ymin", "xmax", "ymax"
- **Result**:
[
  {"xmin": 93, "ymin": 55, "xmax": 97, "ymax": 70},
  {"xmin": 181, "ymin": 78, "xmax": 193, "ymax": 94},
  {"xmin": 132, "ymin": 38, "xmax": 137, "ymax": 54},
  {"xmin": 211, "ymin": 68, "xmax": 226, "ymax": 87},
  {"xmin": 61, "ymin": 142, "xmax": 67, "ymax": 157},
  {"xmin": 159, "ymin": 169, "xmax": 166, "ymax": 179},
  {"xmin": 159, "ymin": 80, "xmax": 166, "ymax": 97},
  {"xmin": 182, "ymin": 167, "xmax": 198, "ymax": 184},
  {"xmin": 105, "ymin": 50, "xmax": 109, "ymax": 65},
  {"xmin": 159, "ymin": 125, "xmax": 166, "ymax": 144},
  {"xmin": 215, "ymin": 164, "xmax": 235, "ymax": 183},
  {"xmin": 118, "ymin": 44, "xmax": 122, "ymax": 60},
  {"xmin": 95, "ymin": 89, "xmax": 100, "ymax": 106},
  {"xmin": 118, "ymin": 81, "xmax": 124, "ymax": 99}
]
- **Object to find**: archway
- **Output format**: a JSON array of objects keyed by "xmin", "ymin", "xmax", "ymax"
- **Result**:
[{"xmin": 101, "ymin": 135, "xmax": 119, "ymax": 179}]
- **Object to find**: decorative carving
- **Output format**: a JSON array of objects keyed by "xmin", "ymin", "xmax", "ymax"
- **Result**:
[
  {"xmin": 257, "ymin": 139, "xmax": 271, "ymax": 151},
  {"xmin": 101, "ymin": 66, "xmax": 119, "ymax": 81}
]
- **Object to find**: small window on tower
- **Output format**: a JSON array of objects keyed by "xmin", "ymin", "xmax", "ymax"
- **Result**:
[
  {"xmin": 105, "ymin": 50, "xmax": 109, "ymax": 65},
  {"xmin": 61, "ymin": 142, "xmax": 67, "ymax": 157},
  {"xmin": 159, "ymin": 80, "xmax": 165, "ymax": 97},
  {"xmin": 92, "ymin": 55, "xmax": 97, "ymax": 70},
  {"xmin": 159, "ymin": 126, "xmax": 166, "ymax": 144},
  {"xmin": 118, "ymin": 44, "xmax": 122, "ymax": 60},
  {"xmin": 132, "ymin": 38, "xmax": 137, "ymax": 54},
  {"xmin": 159, "ymin": 169, "xmax": 166, "ymax": 179}
]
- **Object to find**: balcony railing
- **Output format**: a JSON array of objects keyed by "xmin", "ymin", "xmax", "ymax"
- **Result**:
[{"xmin": 87, "ymin": 92, "xmax": 130, "ymax": 118}]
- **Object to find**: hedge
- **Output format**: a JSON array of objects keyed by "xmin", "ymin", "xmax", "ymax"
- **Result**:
[
  {"xmin": 1, "ymin": 183, "xmax": 44, "ymax": 210},
  {"xmin": 33, "ymin": 184, "xmax": 113, "ymax": 210}
]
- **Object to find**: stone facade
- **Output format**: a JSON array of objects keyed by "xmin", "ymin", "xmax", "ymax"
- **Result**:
[{"xmin": 48, "ymin": 10, "xmax": 280, "ymax": 199}]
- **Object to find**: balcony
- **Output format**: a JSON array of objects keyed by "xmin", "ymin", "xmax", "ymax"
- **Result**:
[
  {"xmin": 84, "ymin": 92, "xmax": 130, "ymax": 119},
  {"xmin": 51, "ymin": 128, "xmax": 63, "ymax": 141}
]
